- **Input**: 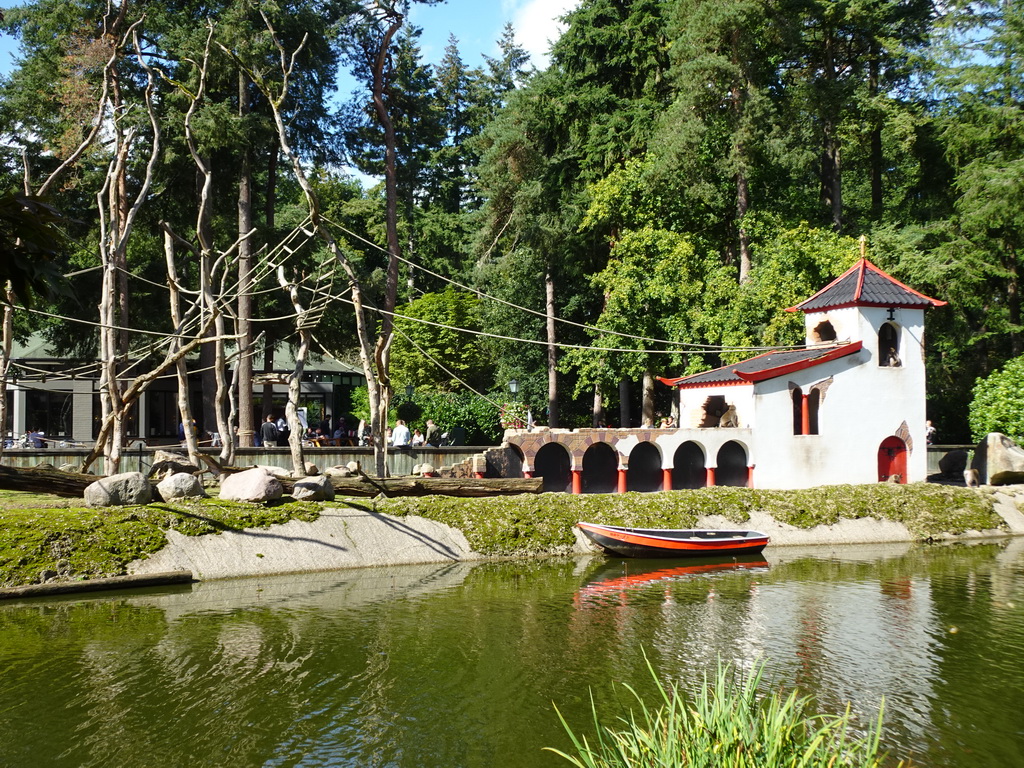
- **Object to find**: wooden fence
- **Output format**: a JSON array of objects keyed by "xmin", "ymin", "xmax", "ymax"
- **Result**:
[{"xmin": 0, "ymin": 445, "xmax": 486, "ymax": 477}]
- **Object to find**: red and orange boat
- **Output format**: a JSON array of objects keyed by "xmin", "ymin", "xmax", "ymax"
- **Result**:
[{"xmin": 577, "ymin": 521, "xmax": 770, "ymax": 559}]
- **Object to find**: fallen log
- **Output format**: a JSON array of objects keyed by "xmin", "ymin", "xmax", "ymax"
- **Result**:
[
  {"xmin": 0, "ymin": 464, "xmax": 98, "ymax": 497},
  {"xmin": 276, "ymin": 475, "xmax": 543, "ymax": 498}
]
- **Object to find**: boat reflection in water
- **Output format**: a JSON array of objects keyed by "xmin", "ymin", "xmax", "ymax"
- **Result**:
[{"xmin": 575, "ymin": 555, "xmax": 770, "ymax": 607}]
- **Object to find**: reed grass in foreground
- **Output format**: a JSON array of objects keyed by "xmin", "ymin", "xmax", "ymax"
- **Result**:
[{"xmin": 548, "ymin": 659, "xmax": 902, "ymax": 768}]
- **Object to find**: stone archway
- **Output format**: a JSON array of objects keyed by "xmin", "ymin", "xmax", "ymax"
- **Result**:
[
  {"xmin": 672, "ymin": 441, "xmax": 706, "ymax": 489},
  {"xmin": 716, "ymin": 441, "xmax": 748, "ymax": 487},
  {"xmin": 581, "ymin": 442, "xmax": 618, "ymax": 493},
  {"xmin": 627, "ymin": 441, "xmax": 663, "ymax": 492},
  {"xmin": 534, "ymin": 442, "xmax": 572, "ymax": 492}
]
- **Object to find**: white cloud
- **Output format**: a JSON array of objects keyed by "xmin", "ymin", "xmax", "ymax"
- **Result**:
[{"xmin": 510, "ymin": 0, "xmax": 580, "ymax": 68}]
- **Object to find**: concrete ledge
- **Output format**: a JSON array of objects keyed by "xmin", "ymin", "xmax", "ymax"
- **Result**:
[{"xmin": 0, "ymin": 570, "xmax": 194, "ymax": 600}]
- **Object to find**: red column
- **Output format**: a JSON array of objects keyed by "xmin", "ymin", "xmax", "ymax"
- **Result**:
[
  {"xmin": 801, "ymin": 394, "xmax": 810, "ymax": 436},
  {"xmin": 747, "ymin": 465, "xmax": 754, "ymax": 488},
  {"xmin": 663, "ymin": 468, "xmax": 672, "ymax": 491},
  {"xmin": 474, "ymin": 471, "xmax": 485, "ymax": 479},
  {"xmin": 571, "ymin": 469, "xmax": 582, "ymax": 494},
  {"xmin": 523, "ymin": 470, "xmax": 534, "ymax": 478},
  {"xmin": 706, "ymin": 467, "xmax": 716, "ymax": 487},
  {"xmin": 617, "ymin": 469, "xmax": 627, "ymax": 493}
]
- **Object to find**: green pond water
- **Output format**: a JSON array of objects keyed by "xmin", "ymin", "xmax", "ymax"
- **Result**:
[{"xmin": 1, "ymin": 539, "xmax": 1023, "ymax": 767}]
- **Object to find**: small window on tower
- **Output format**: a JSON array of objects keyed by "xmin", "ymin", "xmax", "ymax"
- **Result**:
[
  {"xmin": 812, "ymin": 320, "xmax": 837, "ymax": 343},
  {"xmin": 879, "ymin": 322, "xmax": 900, "ymax": 367}
]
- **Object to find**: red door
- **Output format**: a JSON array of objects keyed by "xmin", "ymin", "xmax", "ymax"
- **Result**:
[{"xmin": 877, "ymin": 436, "xmax": 907, "ymax": 483}]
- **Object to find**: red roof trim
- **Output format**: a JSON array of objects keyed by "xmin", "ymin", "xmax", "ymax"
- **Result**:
[
  {"xmin": 785, "ymin": 258, "xmax": 947, "ymax": 312},
  {"xmin": 860, "ymin": 260, "xmax": 948, "ymax": 307},
  {"xmin": 658, "ymin": 376, "xmax": 751, "ymax": 389},
  {"xmin": 658, "ymin": 347, "xmax": 790, "ymax": 389},
  {"xmin": 854, "ymin": 260, "xmax": 867, "ymax": 301},
  {"xmin": 734, "ymin": 341, "xmax": 862, "ymax": 382}
]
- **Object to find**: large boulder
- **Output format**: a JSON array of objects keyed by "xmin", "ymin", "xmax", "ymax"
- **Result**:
[
  {"xmin": 973, "ymin": 433, "xmax": 1024, "ymax": 485},
  {"xmin": 219, "ymin": 467, "xmax": 283, "ymax": 503},
  {"xmin": 324, "ymin": 465, "xmax": 354, "ymax": 478},
  {"xmin": 84, "ymin": 472, "xmax": 153, "ymax": 507},
  {"xmin": 149, "ymin": 450, "xmax": 201, "ymax": 478},
  {"xmin": 254, "ymin": 464, "xmax": 292, "ymax": 480},
  {"xmin": 156, "ymin": 472, "xmax": 208, "ymax": 501},
  {"xmin": 291, "ymin": 474, "xmax": 335, "ymax": 502}
]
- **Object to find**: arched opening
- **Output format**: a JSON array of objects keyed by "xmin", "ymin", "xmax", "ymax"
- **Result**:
[
  {"xmin": 505, "ymin": 444, "xmax": 525, "ymax": 478},
  {"xmin": 791, "ymin": 387, "xmax": 803, "ymax": 435},
  {"xmin": 716, "ymin": 441, "xmax": 749, "ymax": 487},
  {"xmin": 672, "ymin": 441, "xmax": 706, "ymax": 489},
  {"xmin": 877, "ymin": 436, "xmax": 907, "ymax": 483},
  {"xmin": 534, "ymin": 443, "xmax": 572, "ymax": 493},
  {"xmin": 879, "ymin": 322, "xmax": 900, "ymax": 367},
  {"xmin": 581, "ymin": 442, "xmax": 618, "ymax": 494},
  {"xmin": 627, "ymin": 441, "xmax": 663, "ymax": 492},
  {"xmin": 807, "ymin": 389, "xmax": 820, "ymax": 435},
  {"xmin": 812, "ymin": 320, "xmax": 836, "ymax": 343}
]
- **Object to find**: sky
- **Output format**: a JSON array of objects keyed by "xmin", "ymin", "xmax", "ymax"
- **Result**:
[
  {"xmin": 408, "ymin": 0, "xmax": 579, "ymax": 69},
  {"xmin": 0, "ymin": 0, "xmax": 580, "ymax": 77}
]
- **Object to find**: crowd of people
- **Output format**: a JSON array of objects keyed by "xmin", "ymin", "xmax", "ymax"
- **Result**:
[{"xmin": 255, "ymin": 413, "xmax": 446, "ymax": 450}]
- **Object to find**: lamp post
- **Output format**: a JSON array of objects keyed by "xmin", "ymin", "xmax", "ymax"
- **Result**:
[
  {"xmin": 405, "ymin": 384, "xmax": 414, "ymax": 399},
  {"xmin": 508, "ymin": 379, "xmax": 518, "ymax": 399}
]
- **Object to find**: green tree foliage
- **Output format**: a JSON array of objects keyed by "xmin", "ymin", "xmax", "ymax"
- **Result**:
[
  {"xmin": 389, "ymin": 287, "xmax": 491, "ymax": 391},
  {"xmin": 0, "ymin": 193, "xmax": 71, "ymax": 307},
  {"xmin": 969, "ymin": 355, "xmax": 1024, "ymax": 443},
  {"xmin": 561, "ymin": 226, "xmax": 710, "ymax": 395}
]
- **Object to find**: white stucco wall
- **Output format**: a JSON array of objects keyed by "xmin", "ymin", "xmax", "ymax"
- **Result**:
[{"xmin": 669, "ymin": 305, "xmax": 930, "ymax": 489}]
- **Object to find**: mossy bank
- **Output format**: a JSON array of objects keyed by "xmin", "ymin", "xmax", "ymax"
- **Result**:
[{"xmin": 0, "ymin": 483, "xmax": 1016, "ymax": 589}]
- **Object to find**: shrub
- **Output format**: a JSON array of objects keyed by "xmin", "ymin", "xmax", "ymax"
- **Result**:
[
  {"xmin": 968, "ymin": 354, "xmax": 1024, "ymax": 442},
  {"xmin": 548, "ymin": 657, "xmax": 897, "ymax": 768}
]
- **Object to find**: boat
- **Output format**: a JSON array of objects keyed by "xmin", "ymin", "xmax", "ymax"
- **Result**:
[{"xmin": 577, "ymin": 522, "xmax": 770, "ymax": 559}]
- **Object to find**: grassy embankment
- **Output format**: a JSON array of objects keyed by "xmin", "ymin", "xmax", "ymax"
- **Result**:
[{"xmin": 0, "ymin": 483, "xmax": 1006, "ymax": 588}]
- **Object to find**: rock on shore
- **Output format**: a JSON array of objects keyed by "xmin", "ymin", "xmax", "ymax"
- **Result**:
[
  {"xmin": 127, "ymin": 488, "xmax": 1024, "ymax": 582},
  {"xmin": 129, "ymin": 508, "xmax": 477, "ymax": 580}
]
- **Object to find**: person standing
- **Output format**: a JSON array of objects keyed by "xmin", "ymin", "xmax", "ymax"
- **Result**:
[
  {"xmin": 260, "ymin": 414, "xmax": 279, "ymax": 448},
  {"xmin": 424, "ymin": 419, "xmax": 441, "ymax": 447},
  {"xmin": 392, "ymin": 419, "xmax": 412, "ymax": 446}
]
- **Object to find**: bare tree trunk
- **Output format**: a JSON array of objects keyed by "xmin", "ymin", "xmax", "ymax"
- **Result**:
[
  {"xmin": 821, "ymin": 31, "xmax": 843, "ymax": 233},
  {"xmin": 619, "ymin": 379, "xmax": 630, "ymax": 428},
  {"xmin": 592, "ymin": 383, "xmax": 604, "ymax": 428},
  {"xmin": 237, "ymin": 70, "xmax": 255, "ymax": 448},
  {"xmin": 278, "ymin": 265, "xmax": 308, "ymax": 476},
  {"xmin": 163, "ymin": 229, "xmax": 199, "ymax": 465},
  {"xmin": 367, "ymin": 7, "xmax": 406, "ymax": 476},
  {"xmin": 0, "ymin": 290, "xmax": 13, "ymax": 456},
  {"xmin": 545, "ymin": 266, "xmax": 559, "ymax": 428},
  {"xmin": 868, "ymin": 54, "xmax": 883, "ymax": 220},
  {"xmin": 736, "ymin": 170, "xmax": 751, "ymax": 283},
  {"xmin": 642, "ymin": 369, "xmax": 655, "ymax": 426}
]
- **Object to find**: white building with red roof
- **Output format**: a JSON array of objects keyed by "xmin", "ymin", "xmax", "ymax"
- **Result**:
[
  {"xmin": 660, "ymin": 258, "xmax": 946, "ymax": 488},
  {"xmin": 504, "ymin": 258, "xmax": 946, "ymax": 493}
]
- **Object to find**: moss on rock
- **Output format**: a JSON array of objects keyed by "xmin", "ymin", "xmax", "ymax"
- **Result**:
[
  {"xmin": 0, "ymin": 482, "xmax": 1006, "ymax": 588},
  {"xmin": 372, "ymin": 483, "xmax": 1002, "ymax": 556}
]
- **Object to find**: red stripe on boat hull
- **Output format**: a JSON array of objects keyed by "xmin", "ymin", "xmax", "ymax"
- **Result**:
[{"xmin": 578, "ymin": 522, "xmax": 770, "ymax": 559}]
